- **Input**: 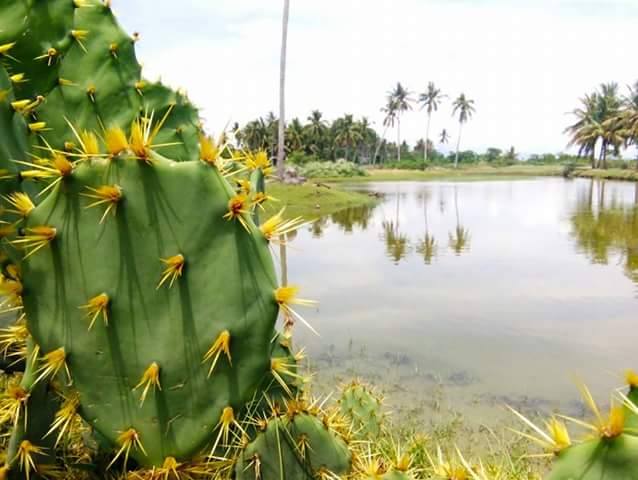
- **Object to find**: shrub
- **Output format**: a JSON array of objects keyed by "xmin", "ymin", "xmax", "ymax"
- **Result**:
[
  {"xmin": 288, "ymin": 151, "xmax": 319, "ymax": 165},
  {"xmin": 300, "ymin": 160, "xmax": 368, "ymax": 178}
]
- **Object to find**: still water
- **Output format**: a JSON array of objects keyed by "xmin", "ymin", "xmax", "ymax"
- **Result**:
[{"xmin": 283, "ymin": 178, "xmax": 638, "ymax": 427}]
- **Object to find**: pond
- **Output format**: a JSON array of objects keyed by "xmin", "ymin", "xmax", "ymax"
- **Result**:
[{"xmin": 282, "ymin": 178, "xmax": 638, "ymax": 429}]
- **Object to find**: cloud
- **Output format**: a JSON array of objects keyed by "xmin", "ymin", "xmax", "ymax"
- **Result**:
[{"xmin": 114, "ymin": 0, "xmax": 638, "ymax": 155}]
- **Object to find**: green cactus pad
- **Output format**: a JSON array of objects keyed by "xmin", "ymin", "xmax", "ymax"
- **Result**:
[
  {"xmin": 235, "ymin": 412, "xmax": 352, "ymax": 480},
  {"xmin": 625, "ymin": 385, "xmax": 638, "ymax": 434},
  {"xmin": 33, "ymin": 0, "xmax": 142, "ymax": 147},
  {"xmin": 19, "ymin": 153, "xmax": 279, "ymax": 466},
  {"xmin": 338, "ymin": 381, "xmax": 384, "ymax": 440},
  {"xmin": 0, "ymin": 0, "xmax": 76, "ymax": 99},
  {"xmin": 138, "ymin": 82, "xmax": 201, "ymax": 163},
  {"xmin": 0, "ymin": 64, "xmax": 29, "ymax": 187},
  {"xmin": 0, "ymin": 0, "xmax": 201, "ymax": 163},
  {"xmin": 548, "ymin": 435, "xmax": 638, "ymax": 480},
  {"xmin": 4, "ymin": 339, "xmax": 60, "ymax": 479}
]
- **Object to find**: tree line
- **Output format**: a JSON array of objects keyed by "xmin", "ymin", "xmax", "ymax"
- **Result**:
[
  {"xmin": 236, "ymin": 82, "xmax": 481, "ymax": 167},
  {"xmin": 566, "ymin": 82, "xmax": 638, "ymax": 169}
]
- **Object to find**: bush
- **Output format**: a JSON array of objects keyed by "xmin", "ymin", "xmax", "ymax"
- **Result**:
[
  {"xmin": 287, "ymin": 151, "xmax": 319, "ymax": 165},
  {"xmin": 300, "ymin": 159, "xmax": 368, "ymax": 178},
  {"xmin": 381, "ymin": 159, "xmax": 427, "ymax": 170}
]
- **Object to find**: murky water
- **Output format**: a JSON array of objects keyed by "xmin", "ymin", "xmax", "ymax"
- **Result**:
[{"xmin": 282, "ymin": 178, "xmax": 638, "ymax": 428}]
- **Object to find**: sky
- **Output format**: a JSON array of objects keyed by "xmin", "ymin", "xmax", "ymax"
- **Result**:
[{"xmin": 114, "ymin": 0, "xmax": 637, "ymax": 155}]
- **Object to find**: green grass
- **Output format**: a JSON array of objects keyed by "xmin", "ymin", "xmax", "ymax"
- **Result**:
[
  {"xmin": 316, "ymin": 164, "xmax": 565, "ymax": 182},
  {"xmin": 572, "ymin": 168, "xmax": 638, "ymax": 181},
  {"xmin": 266, "ymin": 181, "xmax": 377, "ymax": 219},
  {"xmin": 266, "ymin": 165, "xmax": 638, "ymax": 221}
]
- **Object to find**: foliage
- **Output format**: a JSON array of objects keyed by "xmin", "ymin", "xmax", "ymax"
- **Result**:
[
  {"xmin": 300, "ymin": 159, "xmax": 368, "ymax": 178},
  {"xmin": 566, "ymin": 82, "xmax": 638, "ymax": 169}
]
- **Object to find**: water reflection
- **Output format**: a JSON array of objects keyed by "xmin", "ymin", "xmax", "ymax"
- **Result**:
[
  {"xmin": 448, "ymin": 186, "xmax": 471, "ymax": 255},
  {"xmin": 381, "ymin": 220, "xmax": 410, "ymax": 264},
  {"xmin": 330, "ymin": 204, "xmax": 376, "ymax": 232},
  {"xmin": 570, "ymin": 181, "xmax": 638, "ymax": 286},
  {"xmin": 416, "ymin": 194, "xmax": 438, "ymax": 264},
  {"xmin": 285, "ymin": 178, "xmax": 638, "ymax": 426}
]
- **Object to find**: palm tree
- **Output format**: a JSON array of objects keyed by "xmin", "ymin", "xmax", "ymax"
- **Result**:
[
  {"xmin": 566, "ymin": 84, "xmax": 622, "ymax": 169},
  {"xmin": 286, "ymin": 118, "xmax": 304, "ymax": 152},
  {"xmin": 439, "ymin": 129, "xmax": 450, "ymax": 145},
  {"xmin": 373, "ymin": 99, "xmax": 398, "ymax": 165},
  {"xmin": 388, "ymin": 83, "xmax": 413, "ymax": 162},
  {"xmin": 597, "ymin": 83, "xmax": 622, "ymax": 169},
  {"xmin": 565, "ymin": 93, "xmax": 601, "ymax": 167},
  {"xmin": 242, "ymin": 118, "xmax": 269, "ymax": 151},
  {"xmin": 451, "ymin": 94, "xmax": 475, "ymax": 168},
  {"xmin": 418, "ymin": 82, "xmax": 445, "ymax": 162},
  {"xmin": 334, "ymin": 114, "xmax": 363, "ymax": 161},
  {"xmin": 277, "ymin": 0, "xmax": 290, "ymax": 178},
  {"xmin": 304, "ymin": 110, "xmax": 327, "ymax": 155}
]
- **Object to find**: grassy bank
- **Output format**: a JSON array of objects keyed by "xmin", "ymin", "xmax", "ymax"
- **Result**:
[
  {"xmin": 572, "ymin": 167, "xmax": 638, "ymax": 181},
  {"xmin": 318, "ymin": 164, "xmax": 565, "ymax": 182},
  {"xmin": 267, "ymin": 164, "xmax": 638, "ymax": 220},
  {"xmin": 266, "ymin": 181, "xmax": 377, "ymax": 219}
]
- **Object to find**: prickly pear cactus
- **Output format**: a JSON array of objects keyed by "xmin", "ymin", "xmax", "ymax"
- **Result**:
[
  {"xmin": 548, "ymin": 436, "xmax": 638, "ymax": 480},
  {"xmin": 338, "ymin": 380, "xmax": 384, "ymax": 441},
  {"xmin": 1, "ymin": 339, "xmax": 60, "ymax": 480},
  {"xmin": 235, "ymin": 402, "xmax": 352, "ymax": 480},
  {"xmin": 14, "ymin": 150, "xmax": 280, "ymax": 467},
  {"xmin": 511, "ymin": 378, "xmax": 638, "ymax": 480},
  {"xmin": 0, "ymin": 0, "xmax": 201, "ymax": 162},
  {"xmin": 0, "ymin": 63, "xmax": 29, "ymax": 196}
]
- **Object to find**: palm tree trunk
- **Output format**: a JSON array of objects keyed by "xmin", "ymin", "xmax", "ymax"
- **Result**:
[
  {"xmin": 454, "ymin": 122, "xmax": 463, "ymax": 168},
  {"xmin": 425, "ymin": 112, "xmax": 432, "ymax": 162},
  {"xmin": 397, "ymin": 116, "xmax": 401, "ymax": 162},
  {"xmin": 373, "ymin": 126, "xmax": 389, "ymax": 166},
  {"xmin": 276, "ymin": 0, "xmax": 290, "ymax": 179}
]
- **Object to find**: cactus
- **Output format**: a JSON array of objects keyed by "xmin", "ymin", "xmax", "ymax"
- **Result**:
[
  {"xmin": 0, "ymin": 0, "xmax": 201, "ymax": 163},
  {"xmin": 11, "ymin": 149, "xmax": 283, "ymax": 469},
  {"xmin": 511, "ymin": 376, "xmax": 638, "ymax": 480},
  {"xmin": 235, "ymin": 400, "xmax": 352, "ymax": 480},
  {"xmin": 338, "ymin": 380, "xmax": 384, "ymax": 441},
  {"xmin": 0, "ymin": 63, "xmax": 29, "ymax": 198},
  {"xmin": 1, "ymin": 338, "xmax": 60, "ymax": 480}
]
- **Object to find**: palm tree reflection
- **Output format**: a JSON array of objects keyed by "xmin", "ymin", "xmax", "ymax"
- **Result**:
[
  {"xmin": 381, "ymin": 190, "xmax": 410, "ymax": 264},
  {"xmin": 571, "ymin": 179, "xmax": 638, "ymax": 287},
  {"xmin": 448, "ymin": 186, "xmax": 471, "ymax": 255},
  {"xmin": 416, "ymin": 194, "xmax": 437, "ymax": 264}
]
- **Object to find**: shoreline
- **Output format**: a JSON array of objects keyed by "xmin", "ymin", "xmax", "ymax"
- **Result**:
[{"xmin": 268, "ymin": 165, "xmax": 638, "ymax": 219}]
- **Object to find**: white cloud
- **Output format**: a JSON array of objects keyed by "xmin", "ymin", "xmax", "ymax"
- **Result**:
[{"xmin": 115, "ymin": 0, "xmax": 637, "ymax": 155}]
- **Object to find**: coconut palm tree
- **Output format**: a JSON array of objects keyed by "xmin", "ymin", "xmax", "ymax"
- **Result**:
[
  {"xmin": 388, "ymin": 83, "xmax": 413, "ymax": 162},
  {"xmin": 373, "ymin": 99, "xmax": 398, "ymax": 165},
  {"xmin": 418, "ymin": 82, "xmax": 446, "ymax": 162},
  {"xmin": 439, "ymin": 129, "xmax": 450, "ymax": 145},
  {"xmin": 334, "ymin": 114, "xmax": 363, "ymax": 161},
  {"xmin": 566, "ymin": 84, "xmax": 622, "ymax": 169},
  {"xmin": 242, "ymin": 118, "xmax": 269, "ymax": 151},
  {"xmin": 304, "ymin": 110, "xmax": 327, "ymax": 155},
  {"xmin": 565, "ymin": 93, "xmax": 601, "ymax": 167},
  {"xmin": 277, "ymin": 0, "xmax": 290, "ymax": 178},
  {"xmin": 451, "ymin": 94, "xmax": 475, "ymax": 168},
  {"xmin": 285, "ymin": 118, "xmax": 304, "ymax": 153}
]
